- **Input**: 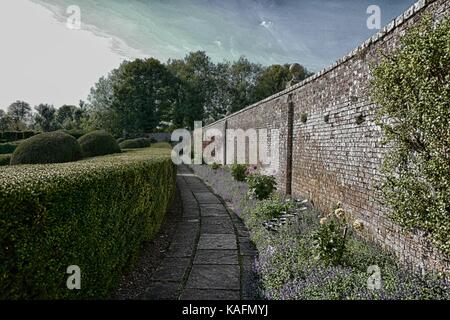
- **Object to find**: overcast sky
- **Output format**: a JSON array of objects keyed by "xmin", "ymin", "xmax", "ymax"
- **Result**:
[{"xmin": 0, "ymin": 0, "xmax": 417, "ymax": 110}]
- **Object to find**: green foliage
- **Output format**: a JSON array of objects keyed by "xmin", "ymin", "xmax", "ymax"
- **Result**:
[
  {"xmin": 7, "ymin": 101, "xmax": 31, "ymax": 130},
  {"xmin": 370, "ymin": 16, "xmax": 450, "ymax": 255},
  {"xmin": 210, "ymin": 162, "xmax": 221, "ymax": 170},
  {"xmin": 34, "ymin": 104, "xmax": 58, "ymax": 132},
  {"xmin": 119, "ymin": 138, "xmax": 152, "ymax": 149},
  {"xmin": 0, "ymin": 148, "xmax": 176, "ymax": 299},
  {"xmin": 231, "ymin": 163, "xmax": 248, "ymax": 182},
  {"xmin": 0, "ymin": 141, "xmax": 20, "ymax": 155},
  {"xmin": 0, "ymin": 154, "xmax": 11, "ymax": 166},
  {"xmin": 247, "ymin": 173, "xmax": 277, "ymax": 200},
  {"xmin": 78, "ymin": 130, "xmax": 121, "ymax": 158},
  {"xmin": 251, "ymin": 196, "xmax": 293, "ymax": 220},
  {"xmin": 10, "ymin": 132, "xmax": 81, "ymax": 165},
  {"xmin": 0, "ymin": 131, "xmax": 37, "ymax": 142},
  {"xmin": 112, "ymin": 58, "xmax": 180, "ymax": 134},
  {"xmin": 312, "ymin": 208, "xmax": 350, "ymax": 267}
]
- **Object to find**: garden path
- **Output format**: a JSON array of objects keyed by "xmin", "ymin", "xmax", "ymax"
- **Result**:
[{"xmin": 139, "ymin": 165, "xmax": 258, "ymax": 300}]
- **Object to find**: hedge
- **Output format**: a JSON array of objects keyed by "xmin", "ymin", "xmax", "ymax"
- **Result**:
[
  {"xmin": 0, "ymin": 131, "xmax": 38, "ymax": 142},
  {"xmin": 0, "ymin": 154, "xmax": 11, "ymax": 166},
  {"xmin": 0, "ymin": 148, "xmax": 176, "ymax": 299}
]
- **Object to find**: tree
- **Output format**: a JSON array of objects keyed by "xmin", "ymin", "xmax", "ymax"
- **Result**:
[
  {"xmin": 226, "ymin": 57, "xmax": 263, "ymax": 114},
  {"xmin": 371, "ymin": 16, "xmax": 450, "ymax": 255},
  {"xmin": 7, "ymin": 101, "xmax": 31, "ymax": 130},
  {"xmin": 167, "ymin": 51, "xmax": 217, "ymax": 128},
  {"xmin": 0, "ymin": 110, "xmax": 13, "ymax": 132},
  {"xmin": 34, "ymin": 104, "xmax": 57, "ymax": 132},
  {"xmin": 252, "ymin": 64, "xmax": 291, "ymax": 101},
  {"xmin": 87, "ymin": 62, "xmax": 128, "ymax": 135},
  {"xmin": 112, "ymin": 58, "xmax": 179, "ymax": 134}
]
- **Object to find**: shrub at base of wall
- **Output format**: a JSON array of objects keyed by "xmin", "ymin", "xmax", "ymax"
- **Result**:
[{"xmin": 0, "ymin": 148, "xmax": 176, "ymax": 299}]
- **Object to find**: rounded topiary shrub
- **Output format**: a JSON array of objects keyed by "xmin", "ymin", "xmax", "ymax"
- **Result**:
[
  {"xmin": 119, "ymin": 138, "xmax": 151, "ymax": 149},
  {"xmin": 78, "ymin": 130, "xmax": 121, "ymax": 158},
  {"xmin": 10, "ymin": 132, "xmax": 81, "ymax": 165}
]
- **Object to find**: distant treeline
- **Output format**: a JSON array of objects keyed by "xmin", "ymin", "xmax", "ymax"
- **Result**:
[{"xmin": 0, "ymin": 51, "xmax": 312, "ymax": 136}]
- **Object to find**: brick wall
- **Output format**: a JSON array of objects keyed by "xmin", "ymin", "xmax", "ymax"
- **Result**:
[{"xmin": 203, "ymin": 0, "xmax": 449, "ymax": 272}]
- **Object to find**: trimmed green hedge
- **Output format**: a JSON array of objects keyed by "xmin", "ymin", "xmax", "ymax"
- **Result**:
[
  {"xmin": 0, "ymin": 148, "xmax": 176, "ymax": 299},
  {"xmin": 0, "ymin": 154, "xmax": 11, "ymax": 166},
  {"xmin": 0, "ymin": 131, "xmax": 38, "ymax": 142},
  {"xmin": 10, "ymin": 132, "xmax": 81, "ymax": 165},
  {"xmin": 78, "ymin": 130, "xmax": 121, "ymax": 158}
]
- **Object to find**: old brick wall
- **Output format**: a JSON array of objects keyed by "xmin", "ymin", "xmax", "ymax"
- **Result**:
[{"xmin": 203, "ymin": 0, "xmax": 449, "ymax": 272}]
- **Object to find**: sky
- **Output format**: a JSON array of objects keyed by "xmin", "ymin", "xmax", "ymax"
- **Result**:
[{"xmin": 0, "ymin": 0, "xmax": 417, "ymax": 110}]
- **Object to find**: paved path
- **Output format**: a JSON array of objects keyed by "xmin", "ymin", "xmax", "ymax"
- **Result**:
[{"xmin": 139, "ymin": 165, "xmax": 258, "ymax": 300}]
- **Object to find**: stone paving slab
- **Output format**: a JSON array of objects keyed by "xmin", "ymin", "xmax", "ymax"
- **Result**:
[
  {"xmin": 186, "ymin": 265, "xmax": 240, "ymax": 290},
  {"xmin": 180, "ymin": 289, "xmax": 240, "ymax": 300},
  {"xmin": 201, "ymin": 217, "xmax": 235, "ymax": 234},
  {"xmin": 151, "ymin": 258, "xmax": 190, "ymax": 282},
  {"xmin": 200, "ymin": 204, "xmax": 229, "ymax": 217},
  {"xmin": 194, "ymin": 192, "xmax": 222, "ymax": 204},
  {"xmin": 198, "ymin": 234, "xmax": 237, "ymax": 250},
  {"xmin": 194, "ymin": 250, "xmax": 238, "ymax": 265},
  {"xmin": 166, "ymin": 242, "xmax": 195, "ymax": 258}
]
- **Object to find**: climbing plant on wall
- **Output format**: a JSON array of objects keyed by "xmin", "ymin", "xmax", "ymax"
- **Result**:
[{"xmin": 371, "ymin": 15, "xmax": 450, "ymax": 256}]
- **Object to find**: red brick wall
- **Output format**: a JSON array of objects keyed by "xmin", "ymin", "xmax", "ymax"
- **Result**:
[{"xmin": 203, "ymin": 0, "xmax": 450, "ymax": 273}]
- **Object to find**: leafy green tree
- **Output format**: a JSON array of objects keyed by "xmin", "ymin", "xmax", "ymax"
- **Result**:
[
  {"xmin": 371, "ymin": 16, "xmax": 450, "ymax": 255},
  {"xmin": 7, "ymin": 101, "xmax": 31, "ymax": 130},
  {"xmin": 87, "ymin": 63, "xmax": 128, "ymax": 135},
  {"xmin": 112, "ymin": 58, "xmax": 179, "ymax": 134},
  {"xmin": 227, "ymin": 56, "xmax": 263, "ymax": 114},
  {"xmin": 0, "ymin": 110, "xmax": 13, "ymax": 132},
  {"xmin": 34, "ymin": 104, "xmax": 58, "ymax": 132},
  {"xmin": 168, "ymin": 51, "xmax": 216, "ymax": 128}
]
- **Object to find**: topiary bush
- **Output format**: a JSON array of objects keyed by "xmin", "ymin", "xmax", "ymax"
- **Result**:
[
  {"xmin": 371, "ymin": 16, "xmax": 450, "ymax": 256},
  {"xmin": 78, "ymin": 130, "xmax": 121, "ymax": 158},
  {"xmin": 10, "ymin": 132, "xmax": 81, "ymax": 165},
  {"xmin": 0, "ymin": 148, "xmax": 176, "ymax": 299},
  {"xmin": 119, "ymin": 138, "xmax": 152, "ymax": 149}
]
